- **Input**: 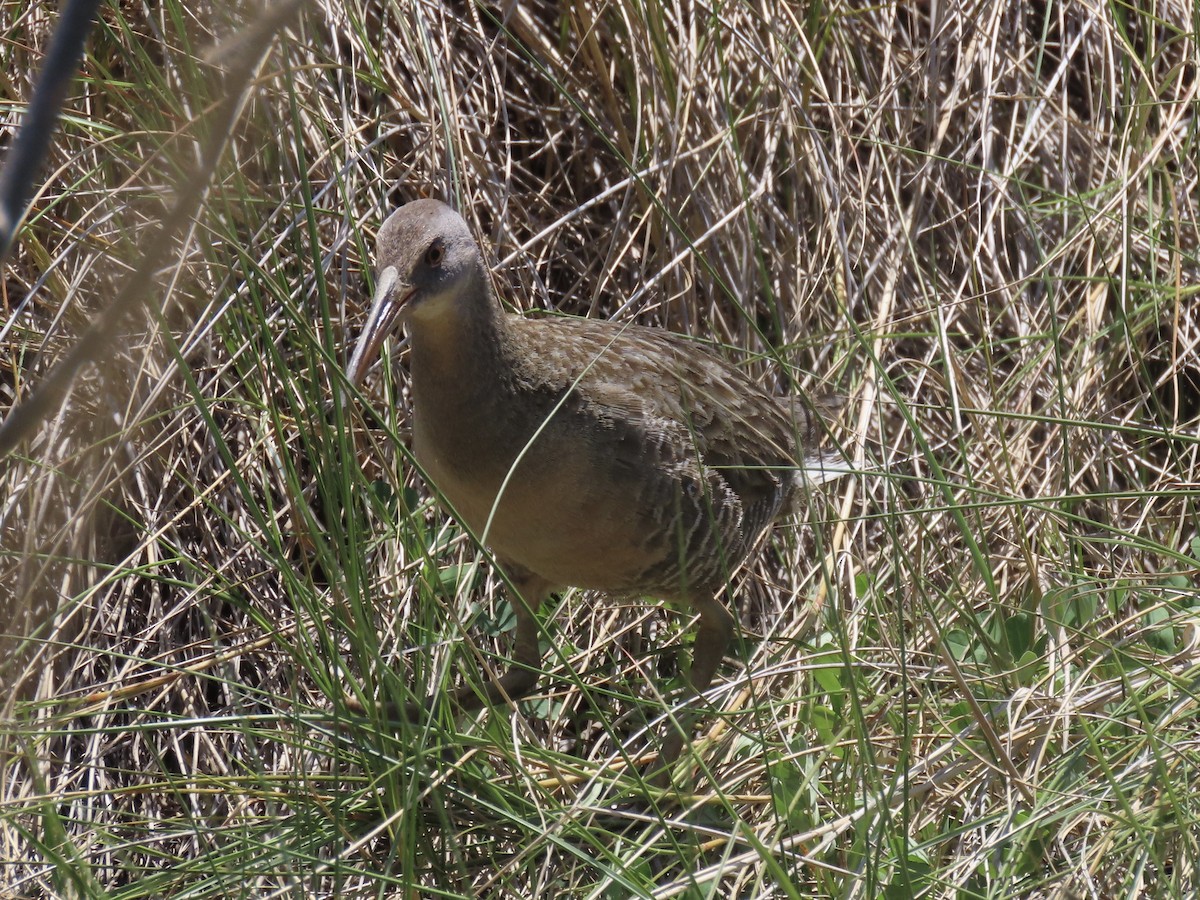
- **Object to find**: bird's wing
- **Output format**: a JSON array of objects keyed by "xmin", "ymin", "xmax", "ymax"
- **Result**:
[{"xmin": 512, "ymin": 317, "xmax": 819, "ymax": 503}]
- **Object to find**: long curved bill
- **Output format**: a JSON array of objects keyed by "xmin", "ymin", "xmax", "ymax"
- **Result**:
[{"xmin": 346, "ymin": 265, "xmax": 407, "ymax": 388}]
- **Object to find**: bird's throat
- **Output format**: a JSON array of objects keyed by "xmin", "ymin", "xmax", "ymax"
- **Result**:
[{"xmin": 408, "ymin": 299, "xmax": 508, "ymax": 419}]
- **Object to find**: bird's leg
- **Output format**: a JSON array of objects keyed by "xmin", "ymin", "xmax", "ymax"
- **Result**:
[
  {"xmin": 451, "ymin": 569, "xmax": 551, "ymax": 711},
  {"xmin": 653, "ymin": 593, "xmax": 735, "ymax": 786},
  {"xmin": 344, "ymin": 570, "xmax": 550, "ymax": 722}
]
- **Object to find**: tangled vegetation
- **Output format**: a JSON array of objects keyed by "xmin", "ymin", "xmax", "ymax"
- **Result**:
[{"xmin": 2, "ymin": 1, "xmax": 1198, "ymax": 896}]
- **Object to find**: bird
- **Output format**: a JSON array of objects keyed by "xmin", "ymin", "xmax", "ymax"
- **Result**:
[{"xmin": 346, "ymin": 198, "xmax": 844, "ymax": 782}]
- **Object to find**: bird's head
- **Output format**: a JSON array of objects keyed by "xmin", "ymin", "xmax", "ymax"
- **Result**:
[{"xmin": 347, "ymin": 199, "xmax": 486, "ymax": 387}]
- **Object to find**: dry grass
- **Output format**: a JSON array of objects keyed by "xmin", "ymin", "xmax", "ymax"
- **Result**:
[{"xmin": 2, "ymin": 0, "xmax": 1199, "ymax": 897}]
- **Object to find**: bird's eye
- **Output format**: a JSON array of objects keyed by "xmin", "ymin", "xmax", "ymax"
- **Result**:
[{"xmin": 424, "ymin": 242, "xmax": 445, "ymax": 267}]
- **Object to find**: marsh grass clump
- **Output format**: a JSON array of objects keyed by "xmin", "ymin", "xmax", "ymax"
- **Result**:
[{"xmin": 2, "ymin": 2, "xmax": 1198, "ymax": 897}]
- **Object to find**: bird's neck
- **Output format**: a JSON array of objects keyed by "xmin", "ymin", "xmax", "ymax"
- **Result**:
[
  {"xmin": 407, "ymin": 278, "xmax": 508, "ymax": 402},
  {"xmin": 407, "ymin": 280, "xmax": 518, "ymax": 487}
]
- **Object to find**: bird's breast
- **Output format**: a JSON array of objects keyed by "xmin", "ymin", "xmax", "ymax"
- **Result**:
[{"xmin": 408, "ymin": 390, "xmax": 694, "ymax": 594}]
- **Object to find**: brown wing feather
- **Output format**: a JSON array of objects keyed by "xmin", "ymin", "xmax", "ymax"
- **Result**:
[{"xmin": 505, "ymin": 317, "xmax": 815, "ymax": 560}]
